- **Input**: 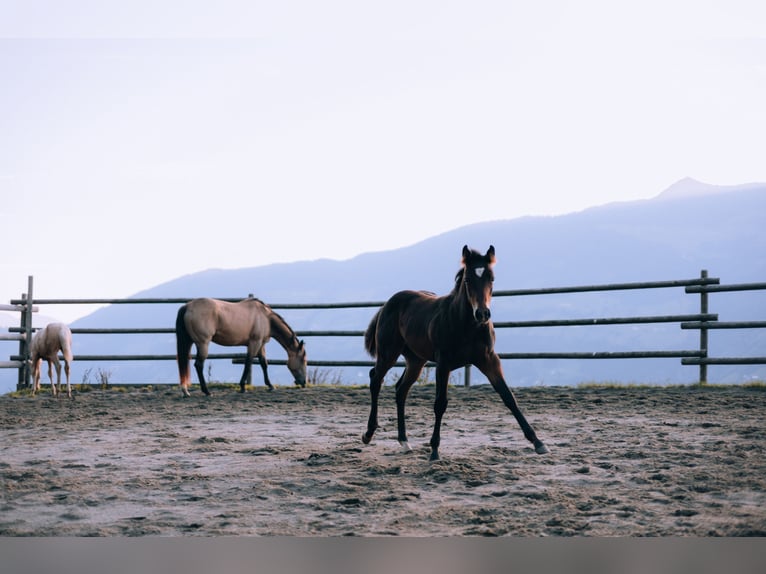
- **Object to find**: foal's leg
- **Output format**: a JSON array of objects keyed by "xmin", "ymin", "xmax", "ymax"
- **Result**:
[
  {"xmin": 395, "ymin": 356, "xmax": 426, "ymax": 453},
  {"xmin": 477, "ymin": 354, "xmax": 548, "ymax": 454},
  {"xmin": 362, "ymin": 354, "xmax": 398, "ymax": 445},
  {"xmin": 362, "ymin": 366, "xmax": 384, "ymax": 444},
  {"xmin": 193, "ymin": 343, "xmax": 211, "ymax": 396},
  {"xmin": 428, "ymin": 364, "xmax": 452, "ymax": 461}
]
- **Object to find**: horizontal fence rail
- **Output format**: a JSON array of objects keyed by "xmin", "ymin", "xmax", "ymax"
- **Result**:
[
  {"xmin": 9, "ymin": 297, "xmax": 387, "ymax": 310},
  {"xmin": 682, "ymin": 281, "xmax": 766, "ymax": 368},
  {"xmin": 493, "ymin": 276, "xmax": 721, "ymax": 297},
  {"xmin": 4, "ymin": 271, "xmax": 766, "ymax": 389},
  {"xmin": 494, "ymin": 314, "xmax": 718, "ymax": 329}
]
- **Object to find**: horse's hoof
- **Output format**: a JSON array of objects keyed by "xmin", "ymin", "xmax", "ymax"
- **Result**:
[
  {"xmin": 429, "ymin": 450, "xmax": 440, "ymax": 462},
  {"xmin": 398, "ymin": 440, "xmax": 412, "ymax": 453},
  {"xmin": 535, "ymin": 442, "xmax": 550, "ymax": 455},
  {"xmin": 362, "ymin": 432, "xmax": 372, "ymax": 445}
]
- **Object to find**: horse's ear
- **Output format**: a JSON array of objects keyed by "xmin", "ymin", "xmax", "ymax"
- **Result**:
[
  {"xmin": 298, "ymin": 339, "xmax": 305, "ymax": 351},
  {"xmin": 462, "ymin": 245, "xmax": 470, "ymax": 262},
  {"xmin": 486, "ymin": 245, "xmax": 496, "ymax": 263}
]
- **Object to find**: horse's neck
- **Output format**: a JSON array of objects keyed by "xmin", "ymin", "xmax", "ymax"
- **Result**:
[
  {"xmin": 448, "ymin": 281, "xmax": 473, "ymax": 323},
  {"xmin": 434, "ymin": 290, "xmax": 470, "ymax": 337},
  {"xmin": 269, "ymin": 313, "xmax": 298, "ymax": 351}
]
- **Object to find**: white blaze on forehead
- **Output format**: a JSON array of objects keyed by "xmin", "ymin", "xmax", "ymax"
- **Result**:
[{"xmin": 475, "ymin": 267, "xmax": 485, "ymax": 278}]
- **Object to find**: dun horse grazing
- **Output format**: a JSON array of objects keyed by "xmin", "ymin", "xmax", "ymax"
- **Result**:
[
  {"xmin": 363, "ymin": 245, "xmax": 549, "ymax": 461},
  {"xmin": 30, "ymin": 322, "xmax": 73, "ymax": 399},
  {"xmin": 175, "ymin": 297, "xmax": 307, "ymax": 397}
]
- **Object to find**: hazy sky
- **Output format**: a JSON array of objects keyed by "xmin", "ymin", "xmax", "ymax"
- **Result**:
[{"xmin": 1, "ymin": 1, "xmax": 765, "ymax": 322}]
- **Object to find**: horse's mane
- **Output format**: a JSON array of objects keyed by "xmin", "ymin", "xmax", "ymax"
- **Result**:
[
  {"xmin": 270, "ymin": 308, "xmax": 298, "ymax": 340},
  {"xmin": 248, "ymin": 297, "xmax": 298, "ymax": 341},
  {"xmin": 451, "ymin": 268, "xmax": 466, "ymax": 295}
]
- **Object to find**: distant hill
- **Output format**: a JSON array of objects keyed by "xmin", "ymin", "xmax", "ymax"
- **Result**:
[{"xmin": 2, "ymin": 179, "xmax": 765, "ymax": 392}]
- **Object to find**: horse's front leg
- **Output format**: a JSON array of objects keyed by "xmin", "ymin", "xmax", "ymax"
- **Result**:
[
  {"xmin": 257, "ymin": 349, "xmax": 272, "ymax": 391},
  {"xmin": 477, "ymin": 353, "xmax": 548, "ymax": 454},
  {"xmin": 193, "ymin": 344, "xmax": 211, "ymax": 396},
  {"xmin": 428, "ymin": 365, "xmax": 452, "ymax": 461}
]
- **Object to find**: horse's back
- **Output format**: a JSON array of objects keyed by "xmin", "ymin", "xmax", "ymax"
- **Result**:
[
  {"xmin": 185, "ymin": 297, "xmax": 269, "ymax": 346},
  {"xmin": 32, "ymin": 323, "xmax": 72, "ymax": 361},
  {"xmin": 382, "ymin": 290, "xmax": 441, "ymax": 320},
  {"xmin": 370, "ymin": 290, "xmax": 442, "ymax": 356},
  {"xmin": 218, "ymin": 299, "xmax": 269, "ymax": 333}
]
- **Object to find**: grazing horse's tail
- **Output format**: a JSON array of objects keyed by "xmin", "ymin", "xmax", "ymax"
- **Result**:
[
  {"xmin": 364, "ymin": 308, "xmax": 382, "ymax": 358},
  {"xmin": 175, "ymin": 305, "xmax": 193, "ymax": 390}
]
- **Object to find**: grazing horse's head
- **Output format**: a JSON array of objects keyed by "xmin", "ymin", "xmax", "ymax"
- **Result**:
[
  {"xmin": 287, "ymin": 339, "xmax": 308, "ymax": 387},
  {"xmin": 460, "ymin": 244, "xmax": 496, "ymax": 324}
]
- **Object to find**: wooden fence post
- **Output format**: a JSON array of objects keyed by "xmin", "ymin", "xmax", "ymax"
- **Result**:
[
  {"xmin": 16, "ymin": 293, "xmax": 27, "ymax": 391},
  {"xmin": 699, "ymin": 270, "xmax": 708, "ymax": 385},
  {"xmin": 16, "ymin": 276, "xmax": 35, "ymax": 390}
]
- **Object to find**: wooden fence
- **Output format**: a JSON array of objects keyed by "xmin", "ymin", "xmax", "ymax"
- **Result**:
[{"xmin": 4, "ymin": 271, "xmax": 766, "ymax": 390}]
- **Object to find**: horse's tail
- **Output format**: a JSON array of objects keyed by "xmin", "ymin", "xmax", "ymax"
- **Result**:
[
  {"xmin": 364, "ymin": 308, "xmax": 382, "ymax": 358},
  {"xmin": 175, "ymin": 305, "xmax": 193, "ymax": 390}
]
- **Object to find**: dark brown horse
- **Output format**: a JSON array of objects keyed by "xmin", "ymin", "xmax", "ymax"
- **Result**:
[
  {"xmin": 176, "ymin": 297, "xmax": 307, "ymax": 397},
  {"xmin": 362, "ymin": 245, "xmax": 548, "ymax": 461}
]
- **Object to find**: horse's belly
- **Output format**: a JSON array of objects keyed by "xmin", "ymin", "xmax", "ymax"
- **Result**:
[
  {"xmin": 211, "ymin": 332, "xmax": 250, "ymax": 347},
  {"xmin": 401, "ymin": 332, "xmax": 436, "ymax": 362}
]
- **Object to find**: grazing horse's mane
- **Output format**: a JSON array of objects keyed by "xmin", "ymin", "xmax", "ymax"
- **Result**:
[
  {"xmin": 271, "ymin": 309, "xmax": 298, "ymax": 341},
  {"xmin": 250, "ymin": 297, "xmax": 298, "ymax": 341}
]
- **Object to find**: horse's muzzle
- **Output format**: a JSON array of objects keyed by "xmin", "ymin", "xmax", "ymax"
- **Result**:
[{"xmin": 474, "ymin": 308, "xmax": 491, "ymax": 323}]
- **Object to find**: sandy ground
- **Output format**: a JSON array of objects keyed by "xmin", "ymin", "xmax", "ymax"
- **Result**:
[{"xmin": 1, "ymin": 383, "xmax": 765, "ymax": 537}]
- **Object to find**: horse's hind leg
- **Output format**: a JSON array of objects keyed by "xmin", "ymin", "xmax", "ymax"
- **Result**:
[
  {"xmin": 48, "ymin": 359, "xmax": 58, "ymax": 397},
  {"xmin": 64, "ymin": 358, "xmax": 72, "ymax": 399},
  {"xmin": 362, "ymin": 356, "xmax": 397, "ymax": 445},
  {"xmin": 428, "ymin": 365, "xmax": 452, "ymax": 461},
  {"xmin": 395, "ymin": 355, "xmax": 427, "ymax": 453},
  {"xmin": 363, "ymin": 367, "xmax": 383, "ymax": 444},
  {"xmin": 32, "ymin": 359, "xmax": 41, "ymax": 395},
  {"xmin": 54, "ymin": 358, "xmax": 64, "ymax": 399},
  {"xmin": 193, "ymin": 344, "xmax": 211, "ymax": 396}
]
